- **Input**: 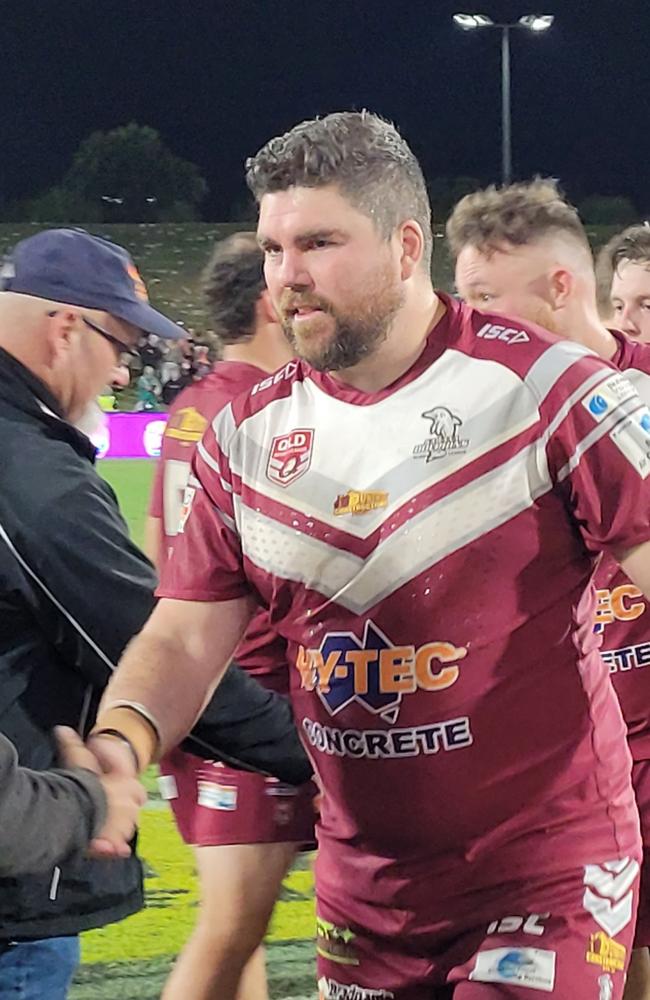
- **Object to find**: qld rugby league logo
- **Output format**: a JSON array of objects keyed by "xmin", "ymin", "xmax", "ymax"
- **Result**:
[{"xmin": 267, "ymin": 428, "xmax": 314, "ymax": 487}]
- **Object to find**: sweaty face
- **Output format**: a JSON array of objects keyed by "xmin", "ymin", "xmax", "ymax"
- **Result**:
[
  {"xmin": 610, "ymin": 260, "xmax": 650, "ymax": 342},
  {"xmin": 258, "ymin": 186, "xmax": 404, "ymax": 372},
  {"xmin": 455, "ymin": 243, "xmax": 560, "ymax": 333}
]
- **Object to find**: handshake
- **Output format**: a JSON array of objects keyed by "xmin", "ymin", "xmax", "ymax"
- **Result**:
[
  {"xmin": 56, "ymin": 727, "xmax": 147, "ymax": 860},
  {"xmin": 0, "ymin": 727, "xmax": 148, "ymax": 877}
]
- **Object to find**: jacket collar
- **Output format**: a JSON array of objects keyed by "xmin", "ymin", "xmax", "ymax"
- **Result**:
[{"xmin": 0, "ymin": 346, "xmax": 97, "ymax": 461}]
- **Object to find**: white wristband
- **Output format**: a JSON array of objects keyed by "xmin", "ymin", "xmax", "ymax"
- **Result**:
[{"xmin": 103, "ymin": 700, "xmax": 162, "ymax": 745}]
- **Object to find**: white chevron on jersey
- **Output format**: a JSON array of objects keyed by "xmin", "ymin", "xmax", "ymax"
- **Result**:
[
  {"xmin": 228, "ymin": 363, "xmax": 620, "ymax": 613},
  {"xmin": 235, "ymin": 438, "xmax": 553, "ymax": 614},
  {"xmin": 583, "ymin": 858, "xmax": 639, "ymax": 937},
  {"xmin": 227, "ymin": 350, "xmax": 541, "ymax": 539}
]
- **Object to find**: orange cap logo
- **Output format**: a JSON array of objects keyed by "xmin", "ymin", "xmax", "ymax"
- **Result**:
[{"xmin": 127, "ymin": 263, "xmax": 149, "ymax": 302}]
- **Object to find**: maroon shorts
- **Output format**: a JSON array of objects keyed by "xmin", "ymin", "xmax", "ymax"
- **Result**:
[
  {"xmin": 158, "ymin": 748, "xmax": 316, "ymax": 848},
  {"xmin": 632, "ymin": 759, "xmax": 650, "ymax": 948},
  {"xmin": 316, "ymin": 857, "xmax": 640, "ymax": 999}
]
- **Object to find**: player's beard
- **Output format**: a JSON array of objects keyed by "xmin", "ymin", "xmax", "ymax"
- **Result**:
[{"xmin": 279, "ymin": 266, "xmax": 405, "ymax": 372}]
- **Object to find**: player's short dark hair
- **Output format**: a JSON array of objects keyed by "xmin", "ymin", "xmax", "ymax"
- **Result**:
[
  {"xmin": 446, "ymin": 178, "xmax": 590, "ymax": 257},
  {"xmin": 596, "ymin": 224, "xmax": 650, "ymax": 310},
  {"xmin": 245, "ymin": 111, "xmax": 433, "ymax": 269},
  {"xmin": 202, "ymin": 232, "xmax": 265, "ymax": 346}
]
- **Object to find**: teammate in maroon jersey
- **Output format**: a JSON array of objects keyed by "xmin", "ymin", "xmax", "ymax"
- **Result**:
[
  {"xmin": 597, "ymin": 225, "xmax": 650, "ymax": 344},
  {"xmin": 146, "ymin": 233, "xmax": 313, "ymax": 1000},
  {"xmin": 449, "ymin": 178, "xmax": 650, "ymax": 1000},
  {"xmin": 93, "ymin": 114, "xmax": 650, "ymax": 998}
]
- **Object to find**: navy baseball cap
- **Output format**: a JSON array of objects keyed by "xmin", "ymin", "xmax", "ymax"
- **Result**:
[{"xmin": 0, "ymin": 228, "xmax": 184, "ymax": 340}]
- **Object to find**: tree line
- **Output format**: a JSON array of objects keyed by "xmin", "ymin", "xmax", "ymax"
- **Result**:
[{"xmin": 1, "ymin": 123, "xmax": 642, "ymax": 227}]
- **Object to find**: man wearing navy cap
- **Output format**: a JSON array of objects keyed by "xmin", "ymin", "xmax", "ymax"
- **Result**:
[{"xmin": 0, "ymin": 228, "xmax": 310, "ymax": 998}]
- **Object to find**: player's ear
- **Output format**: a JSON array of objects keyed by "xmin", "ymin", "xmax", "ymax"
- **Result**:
[
  {"xmin": 549, "ymin": 268, "xmax": 573, "ymax": 310},
  {"xmin": 397, "ymin": 220, "xmax": 425, "ymax": 281}
]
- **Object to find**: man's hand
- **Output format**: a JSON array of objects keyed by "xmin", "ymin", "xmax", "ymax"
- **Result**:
[
  {"xmin": 86, "ymin": 732, "xmax": 139, "ymax": 779},
  {"xmin": 55, "ymin": 727, "xmax": 146, "ymax": 859}
]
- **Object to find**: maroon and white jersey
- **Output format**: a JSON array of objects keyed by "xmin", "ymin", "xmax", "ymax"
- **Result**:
[
  {"xmin": 159, "ymin": 294, "xmax": 650, "ymax": 926},
  {"xmin": 595, "ymin": 330, "xmax": 650, "ymax": 760},
  {"xmin": 150, "ymin": 361, "xmax": 289, "ymax": 693}
]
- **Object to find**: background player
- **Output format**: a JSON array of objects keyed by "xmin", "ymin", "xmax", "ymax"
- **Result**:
[
  {"xmin": 91, "ymin": 113, "xmax": 650, "ymax": 998},
  {"xmin": 449, "ymin": 177, "xmax": 650, "ymax": 1000},
  {"xmin": 147, "ymin": 232, "xmax": 314, "ymax": 1000},
  {"xmin": 597, "ymin": 224, "xmax": 650, "ymax": 343}
]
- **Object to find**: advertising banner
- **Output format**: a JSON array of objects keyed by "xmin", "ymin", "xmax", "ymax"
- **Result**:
[{"xmin": 91, "ymin": 412, "xmax": 170, "ymax": 459}]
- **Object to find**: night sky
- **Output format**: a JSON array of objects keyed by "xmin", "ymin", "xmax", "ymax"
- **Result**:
[{"xmin": 2, "ymin": 0, "xmax": 645, "ymax": 220}]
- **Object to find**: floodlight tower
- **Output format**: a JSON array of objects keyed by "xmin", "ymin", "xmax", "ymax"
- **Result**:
[{"xmin": 452, "ymin": 13, "xmax": 554, "ymax": 184}]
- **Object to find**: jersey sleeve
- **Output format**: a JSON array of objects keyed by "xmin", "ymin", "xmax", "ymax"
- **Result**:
[
  {"xmin": 544, "ymin": 356, "xmax": 650, "ymax": 555},
  {"xmin": 156, "ymin": 406, "xmax": 250, "ymax": 602}
]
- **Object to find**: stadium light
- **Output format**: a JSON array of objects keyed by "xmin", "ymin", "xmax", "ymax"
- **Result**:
[
  {"xmin": 518, "ymin": 14, "xmax": 554, "ymax": 32},
  {"xmin": 452, "ymin": 13, "xmax": 555, "ymax": 184},
  {"xmin": 452, "ymin": 13, "xmax": 494, "ymax": 29}
]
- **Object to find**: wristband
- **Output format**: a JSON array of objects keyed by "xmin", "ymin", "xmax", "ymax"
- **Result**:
[
  {"xmin": 103, "ymin": 700, "xmax": 162, "ymax": 744},
  {"xmin": 91, "ymin": 728, "xmax": 141, "ymax": 772},
  {"xmin": 91, "ymin": 706, "xmax": 160, "ymax": 770}
]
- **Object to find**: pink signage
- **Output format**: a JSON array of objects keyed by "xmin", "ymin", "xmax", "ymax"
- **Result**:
[{"xmin": 90, "ymin": 412, "xmax": 169, "ymax": 459}]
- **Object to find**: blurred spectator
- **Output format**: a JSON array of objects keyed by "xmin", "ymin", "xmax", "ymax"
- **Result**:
[
  {"xmin": 139, "ymin": 333, "xmax": 164, "ymax": 369},
  {"xmin": 159, "ymin": 341, "xmax": 184, "ymax": 385},
  {"xmin": 135, "ymin": 364, "xmax": 162, "ymax": 411},
  {"xmin": 161, "ymin": 359, "xmax": 193, "ymax": 406},
  {"xmin": 104, "ymin": 332, "xmax": 217, "ymax": 411},
  {"xmin": 192, "ymin": 343, "xmax": 212, "ymax": 380}
]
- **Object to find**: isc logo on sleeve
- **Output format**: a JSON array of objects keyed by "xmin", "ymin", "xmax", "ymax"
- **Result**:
[{"xmin": 476, "ymin": 322, "xmax": 530, "ymax": 345}]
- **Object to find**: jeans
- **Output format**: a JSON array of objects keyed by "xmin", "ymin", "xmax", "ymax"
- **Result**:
[{"xmin": 0, "ymin": 936, "xmax": 80, "ymax": 999}]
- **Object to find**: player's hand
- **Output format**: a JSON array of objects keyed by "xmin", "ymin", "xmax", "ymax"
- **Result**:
[
  {"xmin": 92, "ymin": 763, "xmax": 147, "ymax": 859},
  {"xmin": 58, "ymin": 729, "xmax": 146, "ymax": 859},
  {"xmin": 86, "ymin": 732, "xmax": 139, "ymax": 779}
]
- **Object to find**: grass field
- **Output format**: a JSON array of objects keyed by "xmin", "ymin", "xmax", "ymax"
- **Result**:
[{"xmin": 71, "ymin": 459, "xmax": 317, "ymax": 1000}]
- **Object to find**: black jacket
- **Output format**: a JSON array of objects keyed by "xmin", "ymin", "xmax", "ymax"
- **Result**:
[{"xmin": 0, "ymin": 347, "xmax": 311, "ymax": 939}]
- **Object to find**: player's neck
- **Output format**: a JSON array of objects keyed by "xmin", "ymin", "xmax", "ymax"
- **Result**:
[
  {"xmin": 330, "ymin": 288, "xmax": 444, "ymax": 394},
  {"xmin": 558, "ymin": 307, "xmax": 617, "ymax": 362},
  {"xmin": 221, "ymin": 327, "xmax": 293, "ymax": 375}
]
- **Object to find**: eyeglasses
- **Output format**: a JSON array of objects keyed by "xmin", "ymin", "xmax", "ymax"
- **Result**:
[
  {"xmin": 47, "ymin": 310, "xmax": 139, "ymax": 359},
  {"xmin": 82, "ymin": 316, "xmax": 139, "ymax": 359}
]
